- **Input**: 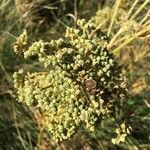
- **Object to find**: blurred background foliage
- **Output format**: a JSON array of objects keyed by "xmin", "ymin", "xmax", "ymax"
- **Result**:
[{"xmin": 0, "ymin": 0, "xmax": 150, "ymax": 149}]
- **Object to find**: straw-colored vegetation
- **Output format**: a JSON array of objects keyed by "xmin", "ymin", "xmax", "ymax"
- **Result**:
[{"xmin": 0, "ymin": 0, "xmax": 150, "ymax": 149}]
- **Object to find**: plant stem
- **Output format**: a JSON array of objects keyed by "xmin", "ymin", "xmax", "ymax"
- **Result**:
[
  {"xmin": 127, "ymin": 0, "xmax": 139, "ymax": 19},
  {"xmin": 108, "ymin": 28, "xmax": 124, "ymax": 48},
  {"xmin": 139, "ymin": 9, "xmax": 150, "ymax": 25},
  {"xmin": 12, "ymin": 99, "xmax": 27, "ymax": 150},
  {"xmin": 109, "ymin": 35, "xmax": 131, "ymax": 48},
  {"xmin": 107, "ymin": 0, "xmax": 121, "ymax": 36},
  {"xmin": 143, "ymin": 19, "xmax": 150, "ymax": 26},
  {"xmin": 113, "ymin": 25, "xmax": 150, "ymax": 54},
  {"xmin": 113, "ymin": 115, "xmax": 142, "ymax": 150},
  {"xmin": 74, "ymin": 0, "xmax": 78, "ymax": 28},
  {"xmin": 37, "ymin": 125, "xmax": 45, "ymax": 150},
  {"xmin": 130, "ymin": 0, "xmax": 150, "ymax": 20}
]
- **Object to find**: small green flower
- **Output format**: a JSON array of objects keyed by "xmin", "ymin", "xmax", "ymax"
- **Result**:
[{"xmin": 13, "ymin": 19, "xmax": 128, "ymax": 142}]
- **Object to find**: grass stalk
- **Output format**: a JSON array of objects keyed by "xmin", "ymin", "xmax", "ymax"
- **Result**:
[
  {"xmin": 108, "ymin": 35, "xmax": 131, "ymax": 48},
  {"xmin": 130, "ymin": 0, "xmax": 150, "ymax": 20},
  {"xmin": 113, "ymin": 25, "xmax": 150, "ymax": 54},
  {"xmin": 27, "ymin": 131, "xmax": 34, "ymax": 150},
  {"xmin": 0, "ymin": 0, "xmax": 11, "ymax": 11},
  {"xmin": 0, "ymin": 30, "xmax": 17, "ymax": 39},
  {"xmin": 0, "ymin": 61, "xmax": 13, "ymax": 85},
  {"xmin": 139, "ymin": 9, "xmax": 150, "ymax": 25},
  {"xmin": 74, "ymin": 0, "xmax": 78, "ymax": 28},
  {"xmin": 107, "ymin": 0, "xmax": 121, "ymax": 36},
  {"xmin": 108, "ymin": 28, "xmax": 124, "ymax": 48},
  {"xmin": 12, "ymin": 100, "xmax": 27, "ymax": 150},
  {"xmin": 143, "ymin": 19, "xmax": 150, "ymax": 26},
  {"xmin": 127, "ymin": 0, "xmax": 139, "ymax": 19}
]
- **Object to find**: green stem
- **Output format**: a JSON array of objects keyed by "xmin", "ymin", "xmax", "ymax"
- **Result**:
[
  {"xmin": 113, "ymin": 115, "xmax": 142, "ymax": 150},
  {"xmin": 0, "ymin": 61, "xmax": 13, "ymax": 85},
  {"xmin": 12, "ymin": 100, "xmax": 27, "ymax": 150}
]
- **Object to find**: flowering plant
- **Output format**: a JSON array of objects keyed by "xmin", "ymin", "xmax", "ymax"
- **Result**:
[{"xmin": 13, "ymin": 19, "xmax": 129, "ymax": 142}]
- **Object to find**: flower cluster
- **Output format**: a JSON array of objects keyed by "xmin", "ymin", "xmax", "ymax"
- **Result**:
[
  {"xmin": 13, "ymin": 19, "xmax": 128, "ymax": 142},
  {"xmin": 112, "ymin": 123, "xmax": 131, "ymax": 145},
  {"xmin": 14, "ymin": 30, "xmax": 28, "ymax": 54}
]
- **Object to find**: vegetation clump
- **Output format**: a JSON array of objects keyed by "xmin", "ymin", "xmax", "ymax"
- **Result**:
[{"xmin": 13, "ymin": 19, "xmax": 128, "ymax": 142}]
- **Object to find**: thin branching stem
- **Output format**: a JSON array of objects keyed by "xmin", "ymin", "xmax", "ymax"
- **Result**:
[{"xmin": 113, "ymin": 115, "xmax": 142, "ymax": 150}]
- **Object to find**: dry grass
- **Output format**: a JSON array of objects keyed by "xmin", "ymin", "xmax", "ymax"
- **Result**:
[{"xmin": 0, "ymin": 0, "xmax": 150, "ymax": 149}]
